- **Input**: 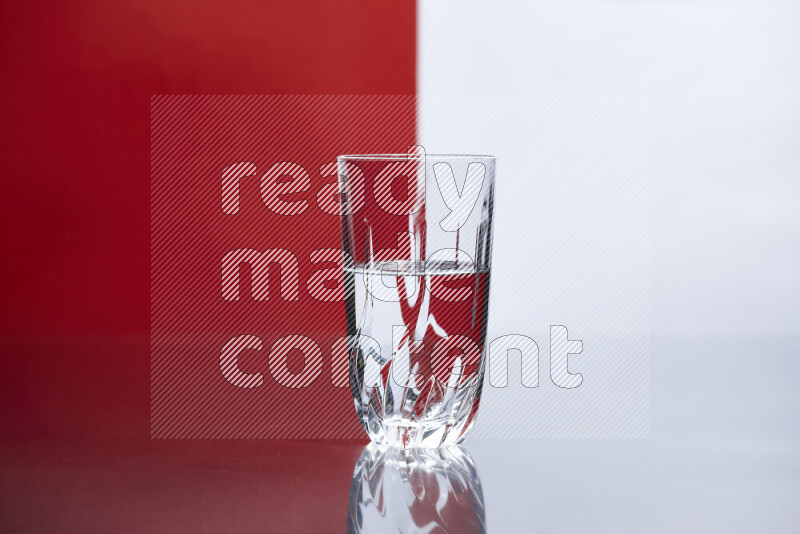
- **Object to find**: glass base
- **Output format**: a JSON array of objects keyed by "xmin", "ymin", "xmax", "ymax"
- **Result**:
[{"xmin": 362, "ymin": 408, "xmax": 480, "ymax": 448}]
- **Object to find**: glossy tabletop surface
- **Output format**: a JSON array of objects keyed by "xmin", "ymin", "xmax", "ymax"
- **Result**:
[{"xmin": 1, "ymin": 337, "xmax": 798, "ymax": 533}]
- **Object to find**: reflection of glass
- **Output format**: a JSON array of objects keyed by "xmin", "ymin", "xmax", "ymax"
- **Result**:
[
  {"xmin": 347, "ymin": 444, "xmax": 486, "ymax": 534},
  {"xmin": 338, "ymin": 152, "xmax": 496, "ymax": 447}
]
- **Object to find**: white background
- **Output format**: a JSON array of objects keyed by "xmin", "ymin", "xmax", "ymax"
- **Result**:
[
  {"xmin": 419, "ymin": 3, "xmax": 799, "ymax": 529},
  {"xmin": 419, "ymin": 0, "xmax": 799, "ymax": 338}
]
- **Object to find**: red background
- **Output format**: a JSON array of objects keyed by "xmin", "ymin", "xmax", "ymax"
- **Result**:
[
  {"xmin": 0, "ymin": 0, "xmax": 415, "ymax": 440},
  {"xmin": 150, "ymin": 95, "xmax": 416, "ymax": 438}
]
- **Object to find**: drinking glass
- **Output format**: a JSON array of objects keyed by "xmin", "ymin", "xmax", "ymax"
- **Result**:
[{"xmin": 338, "ymin": 149, "xmax": 496, "ymax": 448}]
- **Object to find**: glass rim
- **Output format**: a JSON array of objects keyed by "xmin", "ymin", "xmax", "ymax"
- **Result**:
[{"xmin": 337, "ymin": 153, "xmax": 496, "ymax": 161}]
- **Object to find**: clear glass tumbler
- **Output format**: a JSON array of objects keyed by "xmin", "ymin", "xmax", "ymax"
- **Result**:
[{"xmin": 338, "ymin": 149, "xmax": 496, "ymax": 447}]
